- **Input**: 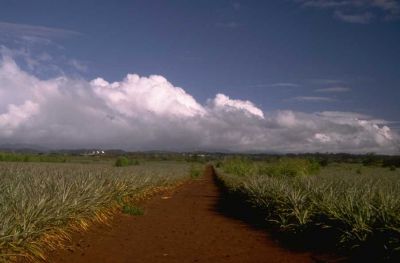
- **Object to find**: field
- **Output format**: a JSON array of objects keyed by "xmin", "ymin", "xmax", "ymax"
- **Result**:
[
  {"xmin": 1, "ymin": 152, "xmax": 400, "ymax": 262},
  {"xmin": 0, "ymin": 158, "xmax": 197, "ymax": 262},
  {"xmin": 216, "ymin": 157, "xmax": 400, "ymax": 261}
]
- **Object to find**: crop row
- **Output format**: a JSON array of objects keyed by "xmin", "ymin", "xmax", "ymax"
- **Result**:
[
  {"xmin": 0, "ymin": 162, "xmax": 191, "ymax": 262},
  {"xmin": 216, "ymin": 158, "xmax": 400, "ymax": 261}
]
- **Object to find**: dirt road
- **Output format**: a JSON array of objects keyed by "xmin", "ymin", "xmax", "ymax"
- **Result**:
[{"xmin": 48, "ymin": 166, "xmax": 328, "ymax": 263}]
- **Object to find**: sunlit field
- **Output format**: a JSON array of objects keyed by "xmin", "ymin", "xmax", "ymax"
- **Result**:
[
  {"xmin": 0, "ymin": 159, "xmax": 196, "ymax": 262},
  {"xmin": 216, "ymin": 157, "xmax": 400, "ymax": 260},
  {"xmin": 1, "ymin": 1, "xmax": 400, "ymax": 262},
  {"xmin": 1, "ymin": 152, "xmax": 400, "ymax": 262}
]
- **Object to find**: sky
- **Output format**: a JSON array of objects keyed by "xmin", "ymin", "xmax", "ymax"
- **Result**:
[{"xmin": 0, "ymin": 0, "xmax": 399, "ymax": 153}]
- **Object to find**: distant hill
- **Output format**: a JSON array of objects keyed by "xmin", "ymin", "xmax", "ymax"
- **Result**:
[{"xmin": 0, "ymin": 144, "xmax": 49, "ymax": 153}]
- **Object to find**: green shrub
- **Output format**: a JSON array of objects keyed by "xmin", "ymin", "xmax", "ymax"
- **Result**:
[
  {"xmin": 222, "ymin": 157, "xmax": 255, "ymax": 176},
  {"xmin": 258, "ymin": 158, "xmax": 320, "ymax": 177},
  {"xmin": 115, "ymin": 157, "xmax": 140, "ymax": 167},
  {"xmin": 115, "ymin": 156, "xmax": 130, "ymax": 167}
]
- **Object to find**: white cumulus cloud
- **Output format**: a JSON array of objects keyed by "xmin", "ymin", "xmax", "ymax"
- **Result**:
[
  {"xmin": 0, "ymin": 56, "xmax": 399, "ymax": 154},
  {"xmin": 91, "ymin": 74, "xmax": 206, "ymax": 118},
  {"xmin": 210, "ymin": 94, "xmax": 264, "ymax": 119}
]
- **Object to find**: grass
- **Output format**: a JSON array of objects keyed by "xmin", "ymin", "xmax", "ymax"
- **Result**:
[
  {"xmin": 216, "ymin": 158, "xmax": 400, "ymax": 261},
  {"xmin": 189, "ymin": 164, "xmax": 202, "ymax": 178},
  {"xmin": 121, "ymin": 205, "xmax": 144, "ymax": 216},
  {"xmin": 0, "ymin": 161, "xmax": 194, "ymax": 262}
]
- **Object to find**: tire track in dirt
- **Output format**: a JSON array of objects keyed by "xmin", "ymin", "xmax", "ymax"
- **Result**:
[{"xmin": 47, "ymin": 165, "xmax": 330, "ymax": 263}]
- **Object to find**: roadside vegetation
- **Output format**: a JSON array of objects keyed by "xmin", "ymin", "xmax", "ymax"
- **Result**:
[
  {"xmin": 0, "ymin": 159, "xmax": 197, "ymax": 262},
  {"xmin": 216, "ymin": 156, "xmax": 400, "ymax": 261},
  {"xmin": 189, "ymin": 164, "xmax": 203, "ymax": 178}
]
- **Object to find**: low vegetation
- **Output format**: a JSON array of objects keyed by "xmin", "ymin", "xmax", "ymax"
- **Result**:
[
  {"xmin": 2, "ymin": 151, "xmax": 399, "ymax": 261},
  {"xmin": 0, "ymin": 161, "xmax": 194, "ymax": 262},
  {"xmin": 216, "ymin": 157, "xmax": 400, "ymax": 261},
  {"xmin": 114, "ymin": 156, "xmax": 140, "ymax": 167},
  {"xmin": 121, "ymin": 204, "xmax": 144, "ymax": 216},
  {"xmin": 0, "ymin": 152, "xmax": 67, "ymax": 163},
  {"xmin": 189, "ymin": 164, "xmax": 202, "ymax": 178},
  {"xmin": 222, "ymin": 156, "xmax": 320, "ymax": 177}
]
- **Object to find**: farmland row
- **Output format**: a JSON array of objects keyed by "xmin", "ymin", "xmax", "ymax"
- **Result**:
[
  {"xmin": 215, "ymin": 157, "xmax": 400, "ymax": 261},
  {"xmin": 0, "ymin": 161, "xmax": 197, "ymax": 262}
]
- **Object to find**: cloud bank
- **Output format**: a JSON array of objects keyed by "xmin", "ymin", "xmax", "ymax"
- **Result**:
[{"xmin": 0, "ymin": 56, "xmax": 398, "ymax": 154}]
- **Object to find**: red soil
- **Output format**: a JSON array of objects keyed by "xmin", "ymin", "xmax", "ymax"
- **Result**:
[{"xmin": 47, "ymin": 166, "xmax": 336, "ymax": 263}]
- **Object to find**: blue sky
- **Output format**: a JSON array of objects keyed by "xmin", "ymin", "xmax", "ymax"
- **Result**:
[{"xmin": 0, "ymin": 0, "xmax": 399, "ymax": 153}]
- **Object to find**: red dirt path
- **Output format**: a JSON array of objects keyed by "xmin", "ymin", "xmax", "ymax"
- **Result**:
[{"xmin": 47, "ymin": 166, "xmax": 332, "ymax": 263}]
